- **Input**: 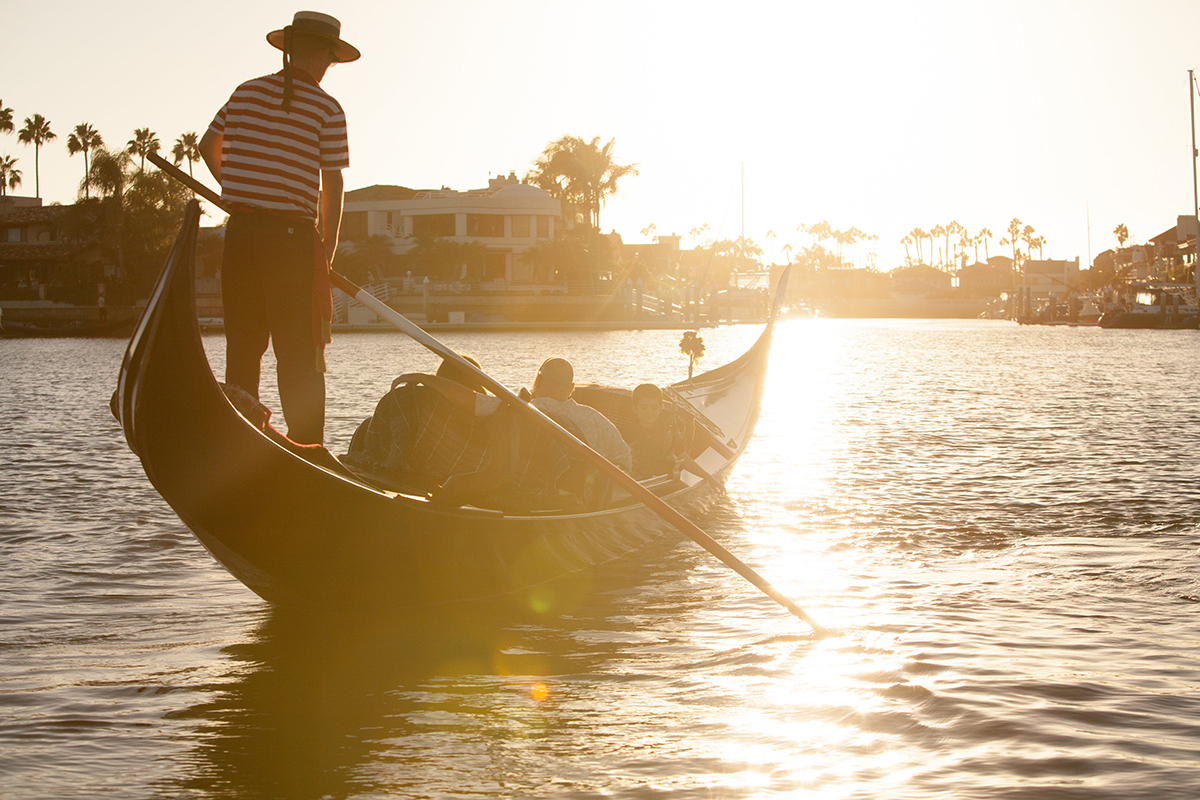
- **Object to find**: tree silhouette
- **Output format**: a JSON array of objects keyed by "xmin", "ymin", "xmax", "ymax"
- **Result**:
[
  {"xmin": 67, "ymin": 122, "xmax": 103, "ymax": 199},
  {"xmin": 1021, "ymin": 224, "xmax": 1037, "ymax": 262},
  {"xmin": 978, "ymin": 227, "xmax": 993, "ymax": 262},
  {"xmin": 17, "ymin": 114, "xmax": 55, "ymax": 198},
  {"xmin": 1113, "ymin": 223, "xmax": 1129, "ymax": 247},
  {"xmin": 172, "ymin": 132, "xmax": 201, "ymax": 177},
  {"xmin": 909, "ymin": 227, "xmax": 927, "ymax": 264},
  {"xmin": 526, "ymin": 135, "xmax": 638, "ymax": 230},
  {"xmin": 88, "ymin": 147, "xmax": 134, "ymax": 278},
  {"xmin": 0, "ymin": 155, "xmax": 21, "ymax": 196},
  {"xmin": 0, "ymin": 100, "xmax": 13, "ymax": 135},
  {"xmin": 1001, "ymin": 217, "xmax": 1023, "ymax": 267},
  {"xmin": 126, "ymin": 127, "xmax": 160, "ymax": 172}
]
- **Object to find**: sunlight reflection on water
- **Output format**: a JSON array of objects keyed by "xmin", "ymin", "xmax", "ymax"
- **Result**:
[{"xmin": 1, "ymin": 319, "xmax": 1199, "ymax": 798}]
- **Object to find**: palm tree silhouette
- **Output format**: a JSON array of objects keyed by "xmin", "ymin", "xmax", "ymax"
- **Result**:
[
  {"xmin": 17, "ymin": 114, "xmax": 55, "ymax": 198},
  {"xmin": 126, "ymin": 127, "xmax": 160, "ymax": 172},
  {"xmin": 67, "ymin": 122, "xmax": 104, "ymax": 199},
  {"xmin": 978, "ymin": 227, "xmax": 993, "ymax": 262},
  {"xmin": 88, "ymin": 147, "xmax": 133, "ymax": 279},
  {"xmin": 0, "ymin": 155, "xmax": 21, "ymax": 197},
  {"xmin": 527, "ymin": 135, "xmax": 638, "ymax": 230},
  {"xmin": 0, "ymin": 100, "xmax": 13, "ymax": 135},
  {"xmin": 1113, "ymin": 223, "xmax": 1129, "ymax": 247},
  {"xmin": 172, "ymin": 132, "xmax": 201, "ymax": 177},
  {"xmin": 1004, "ymin": 218, "xmax": 1023, "ymax": 267}
]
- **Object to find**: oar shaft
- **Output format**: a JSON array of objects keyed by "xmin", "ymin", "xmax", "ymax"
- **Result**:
[{"xmin": 150, "ymin": 152, "xmax": 827, "ymax": 634}]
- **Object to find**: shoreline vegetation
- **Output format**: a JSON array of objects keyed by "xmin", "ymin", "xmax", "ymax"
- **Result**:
[{"xmin": 1, "ymin": 105, "xmax": 1188, "ymax": 328}]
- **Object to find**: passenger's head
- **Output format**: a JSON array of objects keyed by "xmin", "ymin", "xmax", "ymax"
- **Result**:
[
  {"xmin": 632, "ymin": 383, "xmax": 663, "ymax": 427},
  {"xmin": 436, "ymin": 353, "xmax": 487, "ymax": 395},
  {"xmin": 532, "ymin": 357, "xmax": 574, "ymax": 401}
]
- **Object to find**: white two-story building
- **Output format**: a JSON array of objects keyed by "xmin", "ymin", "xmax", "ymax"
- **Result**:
[{"xmin": 341, "ymin": 173, "xmax": 561, "ymax": 283}]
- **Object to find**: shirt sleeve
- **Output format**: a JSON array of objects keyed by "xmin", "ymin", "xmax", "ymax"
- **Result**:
[
  {"xmin": 207, "ymin": 102, "xmax": 228, "ymax": 136},
  {"xmin": 320, "ymin": 103, "xmax": 350, "ymax": 171}
]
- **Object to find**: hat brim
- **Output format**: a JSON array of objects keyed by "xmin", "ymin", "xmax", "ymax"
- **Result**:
[{"xmin": 267, "ymin": 28, "xmax": 361, "ymax": 63}]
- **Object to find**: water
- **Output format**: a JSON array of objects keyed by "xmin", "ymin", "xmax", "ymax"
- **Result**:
[{"xmin": 2, "ymin": 319, "xmax": 1199, "ymax": 799}]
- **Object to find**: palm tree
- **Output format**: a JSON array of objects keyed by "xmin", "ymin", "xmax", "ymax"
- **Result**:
[
  {"xmin": 1004, "ymin": 217, "xmax": 1023, "ymax": 266},
  {"xmin": 978, "ymin": 227, "xmax": 993, "ymax": 262},
  {"xmin": 943, "ymin": 221, "xmax": 962, "ymax": 268},
  {"xmin": 526, "ymin": 135, "xmax": 638, "ymax": 230},
  {"xmin": 807, "ymin": 220, "xmax": 833, "ymax": 254},
  {"xmin": 88, "ymin": 147, "xmax": 134, "ymax": 278},
  {"xmin": 126, "ymin": 127, "xmax": 160, "ymax": 172},
  {"xmin": 1114, "ymin": 223, "xmax": 1129, "ymax": 247},
  {"xmin": 781, "ymin": 242, "xmax": 793, "ymax": 264},
  {"xmin": 930, "ymin": 224, "xmax": 945, "ymax": 268},
  {"xmin": 17, "ymin": 114, "xmax": 55, "ymax": 198},
  {"xmin": 909, "ymin": 227, "xmax": 926, "ymax": 264},
  {"xmin": 1020, "ymin": 224, "xmax": 1037, "ymax": 263},
  {"xmin": 0, "ymin": 155, "xmax": 21, "ymax": 197},
  {"xmin": 67, "ymin": 122, "xmax": 104, "ymax": 199},
  {"xmin": 1030, "ymin": 235, "xmax": 1046, "ymax": 259},
  {"xmin": 172, "ymin": 132, "xmax": 201, "ymax": 177},
  {"xmin": 0, "ymin": 100, "xmax": 13, "ymax": 135},
  {"xmin": 901, "ymin": 234, "xmax": 913, "ymax": 265}
]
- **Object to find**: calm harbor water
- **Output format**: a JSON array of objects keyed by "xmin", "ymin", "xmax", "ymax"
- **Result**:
[{"xmin": 1, "ymin": 318, "xmax": 1199, "ymax": 799}]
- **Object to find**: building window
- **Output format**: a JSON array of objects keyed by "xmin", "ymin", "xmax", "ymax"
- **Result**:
[
  {"xmin": 485, "ymin": 251, "xmax": 507, "ymax": 280},
  {"xmin": 6, "ymin": 228, "xmax": 21, "ymax": 243},
  {"xmin": 510, "ymin": 215, "xmax": 531, "ymax": 238},
  {"xmin": 412, "ymin": 214, "xmax": 456, "ymax": 238},
  {"xmin": 536, "ymin": 216, "xmax": 549, "ymax": 238},
  {"xmin": 466, "ymin": 214, "xmax": 505, "ymax": 238}
]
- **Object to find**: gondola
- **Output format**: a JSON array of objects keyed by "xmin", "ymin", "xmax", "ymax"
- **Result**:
[{"xmin": 113, "ymin": 202, "xmax": 781, "ymax": 610}]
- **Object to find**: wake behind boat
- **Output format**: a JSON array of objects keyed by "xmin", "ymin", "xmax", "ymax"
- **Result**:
[{"xmin": 112, "ymin": 202, "xmax": 781, "ymax": 612}]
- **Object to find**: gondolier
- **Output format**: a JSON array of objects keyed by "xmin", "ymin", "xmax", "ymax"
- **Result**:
[{"xmin": 199, "ymin": 10, "xmax": 360, "ymax": 445}]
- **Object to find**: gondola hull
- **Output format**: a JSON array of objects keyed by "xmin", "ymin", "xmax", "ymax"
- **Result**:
[{"xmin": 114, "ymin": 203, "xmax": 777, "ymax": 610}]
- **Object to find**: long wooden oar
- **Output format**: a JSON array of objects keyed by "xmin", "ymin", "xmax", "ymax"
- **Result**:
[{"xmin": 150, "ymin": 152, "xmax": 830, "ymax": 635}]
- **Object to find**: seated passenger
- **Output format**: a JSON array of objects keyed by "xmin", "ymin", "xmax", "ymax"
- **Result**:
[
  {"xmin": 619, "ymin": 383, "xmax": 691, "ymax": 480},
  {"xmin": 475, "ymin": 357, "xmax": 632, "ymax": 473},
  {"xmin": 343, "ymin": 353, "xmax": 491, "ymax": 492},
  {"xmin": 345, "ymin": 354, "xmax": 581, "ymax": 510}
]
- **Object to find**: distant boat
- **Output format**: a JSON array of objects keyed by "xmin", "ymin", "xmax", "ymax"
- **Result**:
[{"xmin": 1098, "ymin": 283, "xmax": 1199, "ymax": 330}]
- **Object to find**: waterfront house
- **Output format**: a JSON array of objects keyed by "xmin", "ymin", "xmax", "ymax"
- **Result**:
[
  {"xmin": 1021, "ymin": 257, "xmax": 1080, "ymax": 301},
  {"xmin": 0, "ymin": 196, "xmax": 104, "ymax": 304},
  {"xmin": 1147, "ymin": 216, "xmax": 1198, "ymax": 282},
  {"xmin": 958, "ymin": 260, "xmax": 1016, "ymax": 297},
  {"xmin": 340, "ymin": 173, "xmax": 561, "ymax": 284}
]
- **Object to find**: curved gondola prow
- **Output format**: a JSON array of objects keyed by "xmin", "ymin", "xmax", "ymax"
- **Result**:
[
  {"xmin": 114, "ymin": 200, "xmax": 205, "ymax": 455},
  {"xmin": 666, "ymin": 266, "xmax": 789, "ymax": 453}
]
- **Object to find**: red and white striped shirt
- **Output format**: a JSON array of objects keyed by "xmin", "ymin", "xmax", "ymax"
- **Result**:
[{"xmin": 208, "ymin": 70, "xmax": 349, "ymax": 219}]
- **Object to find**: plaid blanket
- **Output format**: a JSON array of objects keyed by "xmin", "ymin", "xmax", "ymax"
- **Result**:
[{"xmin": 343, "ymin": 385, "xmax": 577, "ymax": 510}]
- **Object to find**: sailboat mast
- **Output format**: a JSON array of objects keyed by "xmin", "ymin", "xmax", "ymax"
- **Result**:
[{"xmin": 1191, "ymin": 70, "xmax": 1199, "ymax": 291}]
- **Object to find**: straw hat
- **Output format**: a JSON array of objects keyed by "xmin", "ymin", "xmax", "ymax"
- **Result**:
[{"xmin": 267, "ymin": 11, "xmax": 360, "ymax": 63}]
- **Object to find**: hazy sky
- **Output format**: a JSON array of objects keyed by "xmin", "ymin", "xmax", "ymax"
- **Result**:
[{"xmin": 5, "ymin": 0, "xmax": 1200, "ymax": 270}]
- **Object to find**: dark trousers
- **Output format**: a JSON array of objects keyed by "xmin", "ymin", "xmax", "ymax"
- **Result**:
[{"xmin": 221, "ymin": 212, "xmax": 325, "ymax": 445}]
